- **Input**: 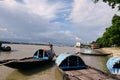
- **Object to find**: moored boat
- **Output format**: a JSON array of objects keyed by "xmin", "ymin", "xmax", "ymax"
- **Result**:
[
  {"xmin": 106, "ymin": 56, "xmax": 120, "ymax": 75},
  {"xmin": 56, "ymin": 53, "xmax": 86, "ymax": 70},
  {"xmin": 0, "ymin": 49, "xmax": 54, "ymax": 69},
  {"xmin": 77, "ymin": 49, "xmax": 111, "ymax": 56},
  {"xmin": 0, "ymin": 46, "xmax": 11, "ymax": 51},
  {"xmin": 56, "ymin": 53, "xmax": 120, "ymax": 80},
  {"xmin": 79, "ymin": 52, "xmax": 111, "ymax": 56},
  {"xmin": 0, "ymin": 42, "xmax": 11, "ymax": 51}
]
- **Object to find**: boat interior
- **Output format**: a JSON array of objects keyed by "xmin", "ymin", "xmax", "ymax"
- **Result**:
[
  {"xmin": 59, "ymin": 55, "xmax": 86, "ymax": 70},
  {"xmin": 33, "ymin": 49, "xmax": 48, "ymax": 59},
  {"xmin": 113, "ymin": 61, "xmax": 120, "ymax": 68}
]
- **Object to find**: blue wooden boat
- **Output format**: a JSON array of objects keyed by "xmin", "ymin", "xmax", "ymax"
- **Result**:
[
  {"xmin": 56, "ymin": 53, "xmax": 119, "ymax": 80},
  {"xmin": 0, "ymin": 49, "xmax": 54, "ymax": 69},
  {"xmin": 106, "ymin": 56, "xmax": 120, "ymax": 75},
  {"xmin": 56, "ymin": 53, "xmax": 86, "ymax": 70}
]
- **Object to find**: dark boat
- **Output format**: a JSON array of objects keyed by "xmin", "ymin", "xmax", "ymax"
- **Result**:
[
  {"xmin": 0, "ymin": 49, "xmax": 54, "ymax": 69},
  {"xmin": 0, "ymin": 46, "xmax": 11, "ymax": 51},
  {"xmin": 56, "ymin": 53, "xmax": 120, "ymax": 80}
]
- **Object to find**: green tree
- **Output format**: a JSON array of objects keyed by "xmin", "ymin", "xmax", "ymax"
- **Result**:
[
  {"xmin": 94, "ymin": 0, "xmax": 120, "ymax": 10},
  {"xmin": 96, "ymin": 14, "xmax": 120, "ymax": 47}
]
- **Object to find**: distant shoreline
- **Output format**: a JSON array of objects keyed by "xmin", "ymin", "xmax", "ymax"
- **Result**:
[
  {"xmin": 1, "ymin": 41, "xmax": 49, "ymax": 46},
  {"xmin": 1, "ymin": 42, "xmax": 70, "ymax": 47},
  {"xmin": 11, "ymin": 42, "xmax": 49, "ymax": 46},
  {"xmin": 0, "ymin": 41, "xmax": 73, "ymax": 47}
]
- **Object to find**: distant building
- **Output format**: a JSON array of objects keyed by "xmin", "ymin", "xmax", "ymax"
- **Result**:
[
  {"xmin": 75, "ymin": 42, "xmax": 81, "ymax": 48},
  {"xmin": 91, "ymin": 41, "xmax": 100, "ymax": 49}
]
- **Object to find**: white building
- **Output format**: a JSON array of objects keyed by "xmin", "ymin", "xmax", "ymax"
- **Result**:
[{"xmin": 75, "ymin": 42, "xmax": 81, "ymax": 48}]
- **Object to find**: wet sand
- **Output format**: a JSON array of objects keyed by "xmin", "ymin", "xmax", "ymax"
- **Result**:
[{"xmin": 97, "ymin": 47, "xmax": 120, "ymax": 56}]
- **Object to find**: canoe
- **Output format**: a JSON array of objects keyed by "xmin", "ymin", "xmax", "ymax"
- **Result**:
[
  {"xmin": 0, "ymin": 46, "xmax": 11, "ymax": 51},
  {"xmin": 0, "ymin": 49, "xmax": 54, "ymax": 69},
  {"xmin": 56, "ymin": 53, "xmax": 120, "ymax": 80}
]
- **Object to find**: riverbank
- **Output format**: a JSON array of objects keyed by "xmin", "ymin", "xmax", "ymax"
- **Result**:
[{"xmin": 96, "ymin": 47, "xmax": 120, "ymax": 56}]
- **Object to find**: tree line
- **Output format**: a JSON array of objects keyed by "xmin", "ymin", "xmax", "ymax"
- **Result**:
[{"xmin": 96, "ymin": 14, "xmax": 120, "ymax": 47}]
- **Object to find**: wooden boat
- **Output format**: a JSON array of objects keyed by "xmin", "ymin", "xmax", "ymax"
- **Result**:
[
  {"xmin": 0, "ymin": 49, "xmax": 54, "ymax": 69},
  {"xmin": 77, "ymin": 49, "xmax": 111, "ymax": 56},
  {"xmin": 107, "ymin": 56, "xmax": 120, "ymax": 75},
  {"xmin": 56, "ymin": 53, "xmax": 120, "ymax": 80},
  {"xmin": 78, "ymin": 49, "xmax": 112, "ymax": 56},
  {"xmin": 79, "ymin": 52, "xmax": 111, "ymax": 56},
  {"xmin": 0, "ymin": 46, "xmax": 11, "ymax": 51}
]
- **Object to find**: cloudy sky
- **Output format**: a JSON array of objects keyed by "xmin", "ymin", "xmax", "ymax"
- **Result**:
[{"xmin": 0, "ymin": 0, "xmax": 120, "ymax": 45}]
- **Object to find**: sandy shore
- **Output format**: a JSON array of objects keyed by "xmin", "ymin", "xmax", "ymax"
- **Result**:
[{"xmin": 98, "ymin": 47, "xmax": 120, "ymax": 56}]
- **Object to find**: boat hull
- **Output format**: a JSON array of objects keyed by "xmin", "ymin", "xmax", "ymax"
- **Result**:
[
  {"xmin": 3, "ymin": 57, "xmax": 52, "ymax": 69},
  {"xmin": 57, "ymin": 65, "xmax": 120, "ymax": 80},
  {"xmin": 79, "ymin": 52, "xmax": 111, "ymax": 56},
  {"xmin": 0, "ymin": 46, "xmax": 11, "ymax": 51},
  {"xmin": 56, "ymin": 53, "xmax": 120, "ymax": 80}
]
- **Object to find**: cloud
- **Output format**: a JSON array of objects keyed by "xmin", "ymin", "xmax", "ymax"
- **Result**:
[
  {"xmin": 0, "ymin": 0, "xmax": 120, "ymax": 45},
  {"xmin": 0, "ymin": 27, "xmax": 7, "ymax": 32},
  {"xmin": 69, "ymin": 0, "xmax": 120, "ymax": 23},
  {"xmin": 35, "ymin": 31, "xmax": 81, "ymax": 45},
  {"xmin": 68, "ymin": 0, "xmax": 120, "ymax": 42},
  {"xmin": 0, "ymin": 0, "xmax": 80, "ymax": 45},
  {"xmin": 0, "ymin": 0, "xmax": 63, "ymax": 20}
]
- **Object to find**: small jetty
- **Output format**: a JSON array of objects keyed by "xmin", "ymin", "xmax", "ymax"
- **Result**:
[{"xmin": 56, "ymin": 53, "xmax": 120, "ymax": 80}]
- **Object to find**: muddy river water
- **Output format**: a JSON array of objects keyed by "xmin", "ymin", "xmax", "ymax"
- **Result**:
[{"xmin": 0, "ymin": 44, "xmax": 111, "ymax": 80}]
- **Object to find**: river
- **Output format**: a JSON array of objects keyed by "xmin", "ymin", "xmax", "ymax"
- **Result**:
[{"xmin": 0, "ymin": 44, "xmax": 111, "ymax": 80}]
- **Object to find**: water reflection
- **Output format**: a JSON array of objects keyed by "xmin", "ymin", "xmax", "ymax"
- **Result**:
[
  {"xmin": 6, "ymin": 70, "xmax": 27, "ymax": 80},
  {"xmin": 5, "ymin": 62, "xmax": 56, "ymax": 80}
]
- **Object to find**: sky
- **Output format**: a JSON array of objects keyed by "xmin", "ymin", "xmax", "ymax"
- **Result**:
[{"xmin": 0, "ymin": 0, "xmax": 120, "ymax": 46}]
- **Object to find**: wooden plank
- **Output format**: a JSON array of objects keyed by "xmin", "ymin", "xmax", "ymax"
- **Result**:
[
  {"xmin": 65, "ymin": 70, "xmax": 83, "ymax": 76},
  {"xmin": 76, "ymin": 75, "xmax": 93, "ymax": 80},
  {"xmin": 77, "ymin": 69, "xmax": 94, "ymax": 75},
  {"xmin": 64, "ymin": 68, "xmax": 119, "ymax": 80},
  {"xmin": 87, "ymin": 68, "xmax": 101, "ymax": 74}
]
